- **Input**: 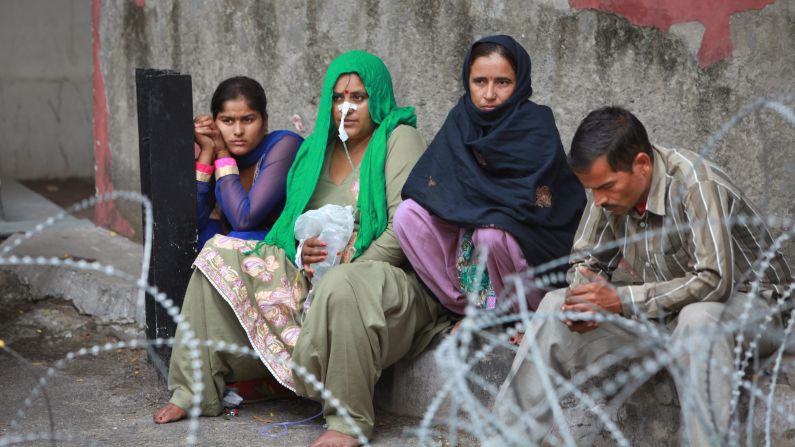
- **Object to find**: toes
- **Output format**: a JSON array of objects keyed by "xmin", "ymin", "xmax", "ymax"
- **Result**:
[{"xmin": 153, "ymin": 404, "xmax": 185, "ymax": 424}]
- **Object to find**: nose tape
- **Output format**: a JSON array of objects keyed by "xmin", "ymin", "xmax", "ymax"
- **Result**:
[
  {"xmin": 337, "ymin": 102, "xmax": 358, "ymax": 142},
  {"xmin": 337, "ymin": 101, "xmax": 358, "ymax": 115}
]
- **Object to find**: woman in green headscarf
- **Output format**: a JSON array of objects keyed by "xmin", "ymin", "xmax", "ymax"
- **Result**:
[{"xmin": 153, "ymin": 51, "xmax": 451, "ymax": 446}]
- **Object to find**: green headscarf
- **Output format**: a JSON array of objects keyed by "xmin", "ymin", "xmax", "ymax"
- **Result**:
[{"xmin": 258, "ymin": 50, "xmax": 416, "ymax": 262}]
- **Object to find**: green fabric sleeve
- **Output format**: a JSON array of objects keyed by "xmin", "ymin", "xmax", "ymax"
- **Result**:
[{"xmin": 356, "ymin": 125, "xmax": 426, "ymax": 265}]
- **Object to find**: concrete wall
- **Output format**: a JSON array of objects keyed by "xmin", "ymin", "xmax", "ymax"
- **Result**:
[
  {"xmin": 97, "ymin": 0, "xmax": 794, "ymax": 252},
  {"xmin": 0, "ymin": 0, "xmax": 93, "ymax": 180}
]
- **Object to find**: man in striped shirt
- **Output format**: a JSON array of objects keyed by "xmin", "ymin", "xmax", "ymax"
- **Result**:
[{"xmin": 496, "ymin": 106, "xmax": 792, "ymax": 445}]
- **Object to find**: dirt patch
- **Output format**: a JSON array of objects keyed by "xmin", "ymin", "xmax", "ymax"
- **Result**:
[{"xmin": 0, "ymin": 288, "xmax": 118, "ymax": 362}]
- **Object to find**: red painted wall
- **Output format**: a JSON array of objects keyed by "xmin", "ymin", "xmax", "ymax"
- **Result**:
[
  {"xmin": 92, "ymin": 0, "xmax": 135, "ymax": 238},
  {"xmin": 569, "ymin": 0, "xmax": 776, "ymax": 67}
]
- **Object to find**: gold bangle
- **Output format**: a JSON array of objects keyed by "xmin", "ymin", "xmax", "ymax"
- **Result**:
[
  {"xmin": 215, "ymin": 165, "xmax": 239, "ymax": 179},
  {"xmin": 195, "ymin": 170, "xmax": 212, "ymax": 182}
]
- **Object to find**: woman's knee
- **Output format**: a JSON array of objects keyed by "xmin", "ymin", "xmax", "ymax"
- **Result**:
[
  {"xmin": 473, "ymin": 228, "xmax": 514, "ymax": 255},
  {"xmin": 394, "ymin": 199, "xmax": 426, "ymax": 238},
  {"xmin": 311, "ymin": 264, "xmax": 362, "ymax": 314}
]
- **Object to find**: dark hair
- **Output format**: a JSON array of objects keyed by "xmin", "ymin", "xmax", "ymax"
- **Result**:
[
  {"xmin": 568, "ymin": 106, "xmax": 653, "ymax": 173},
  {"xmin": 210, "ymin": 76, "xmax": 268, "ymax": 119},
  {"xmin": 469, "ymin": 42, "xmax": 517, "ymax": 74}
]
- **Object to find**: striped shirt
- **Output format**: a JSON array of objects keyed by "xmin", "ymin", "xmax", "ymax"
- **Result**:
[{"xmin": 568, "ymin": 145, "xmax": 792, "ymax": 320}]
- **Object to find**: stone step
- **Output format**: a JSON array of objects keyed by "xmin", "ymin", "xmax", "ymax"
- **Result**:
[
  {"xmin": 375, "ymin": 336, "xmax": 514, "ymax": 418},
  {"xmin": 0, "ymin": 225, "xmax": 144, "ymax": 324},
  {"xmin": 376, "ymin": 336, "xmax": 795, "ymax": 445}
]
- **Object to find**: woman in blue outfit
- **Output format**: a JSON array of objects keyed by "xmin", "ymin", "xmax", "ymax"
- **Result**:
[{"xmin": 194, "ymin": 76, "xmax": 303, "ymax": 247}]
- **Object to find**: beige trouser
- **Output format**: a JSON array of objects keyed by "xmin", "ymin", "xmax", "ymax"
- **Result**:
[
  {"xmin": 495, "ymin": 288, "xmax": 782, "ymax": 446},
  {"xmin": 167, "ymin": 269, "xmax": 271, "ymax": 416},
  {"xmin": 168, "ymin": 263, "xmax": 450, "ymax": 439},
  {"xmin": 292, "ymin": 261, "xmax": 450, "ymax": 438}
]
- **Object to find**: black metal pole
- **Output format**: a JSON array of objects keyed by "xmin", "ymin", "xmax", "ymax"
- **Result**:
[{"xmin": 136, "ymin": 68, "xmax": 196, "ymax": 374}]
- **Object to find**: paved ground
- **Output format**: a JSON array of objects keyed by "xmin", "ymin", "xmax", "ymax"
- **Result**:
[
  {"xmin": 0, "ymin": 272, "xmax": 453, "ymax": 447},
  {"xmin": 0, "ymin": 181, "xmax": 457, "ymax": 446},
  {"xmin": 19, "ymin": 178, "xmax": 96, "ymax": 222},
  {"xmin": 0, "ymin": 179, "xmax": 93, "ymax": 238}
]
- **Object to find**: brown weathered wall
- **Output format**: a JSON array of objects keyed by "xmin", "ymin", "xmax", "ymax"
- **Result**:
[{"xmin": 98, "ymin": 0, "xmax": 794, "ymax": 255}]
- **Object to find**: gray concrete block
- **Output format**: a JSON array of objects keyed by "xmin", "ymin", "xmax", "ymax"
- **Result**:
[
  {"xmin": 0, "ymin": 179, "xmax": 144, "ymax": 323},
  {"xmin": 377, "ymin": 337, "xmax": 795, "ymax": 444},
  {"xmin": 751, "ymin": 382, "xmax": 795, "ymax": 445},
  {"xmin": 552, "ymin": 371, "xmax": 682, "ymax": 446},
  {"xmin": 1, "ymin": 225, "xmax": 144, "ymax": 324},
  {"xmin": 376, "ymin": 337, "xmax": 515, "ymax": 418}
]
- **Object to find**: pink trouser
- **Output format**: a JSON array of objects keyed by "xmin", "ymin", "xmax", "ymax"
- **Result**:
[{"xmin": 394, "ymin": 199, "xmax": 542, "ymax": 315}]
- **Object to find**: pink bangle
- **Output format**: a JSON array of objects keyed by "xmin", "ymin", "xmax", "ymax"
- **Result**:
[
  {"xmin": 214, "ymin": 157, "xmax": 237, "ymax": 169},
  {"xmin": 195, "ymin": 161, "xmax": 214, "ymax": 174}
]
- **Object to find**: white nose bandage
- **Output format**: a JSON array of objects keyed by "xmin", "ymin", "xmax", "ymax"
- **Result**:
[{"xmin": 337, "ymin": 102, "xmax": 358, "ymax": 142}]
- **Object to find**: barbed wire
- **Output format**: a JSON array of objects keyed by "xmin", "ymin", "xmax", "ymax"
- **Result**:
[{"xmin": 0, "ymin": 95, "xmax": 793, "ymax": 446}]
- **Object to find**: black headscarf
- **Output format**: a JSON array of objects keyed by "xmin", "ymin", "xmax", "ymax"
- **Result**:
[{"xmin": 402, "ymin": 35, "xmax": 585, "ymax": 271}]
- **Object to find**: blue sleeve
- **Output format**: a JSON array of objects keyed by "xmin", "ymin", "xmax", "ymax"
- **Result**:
[
  {"xmin": 216, "ymin": 133, "xmax": 302, "ymax": 231},
  {"xmin": 197, "ymin": 179, "xmax": 215, "ymax": 234}
]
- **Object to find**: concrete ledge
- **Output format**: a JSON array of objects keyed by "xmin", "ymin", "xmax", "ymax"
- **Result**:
[
  {"xmin": 376, "ymin": 337, "xmax": 795, "ymax": 444},
  {"xmin": 565, "ymin": 373, "xmax": 795, "ymax": 446},
  {"xmin": 376, "ymin": 336, "xmax": 513, "ymax": 417},
  {"xmin": 1, "ymin": 179, "xmax": 144, "ymax": 324},
  {"xmin": 751, "ymin": 382, "xmax": 795, "ymax": 444},
  {"xmin": 1, "ymin": 225, "xmax": 144, "ymax": 324}
]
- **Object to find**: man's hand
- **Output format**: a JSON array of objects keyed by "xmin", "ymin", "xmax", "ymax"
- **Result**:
[
  {"xmin": 301, "ymin": 237, "xmax": 327, "ymax": 279},
  {"xmin": 561, "ymin": 268, "xmax": 622, "ymax": 333}
]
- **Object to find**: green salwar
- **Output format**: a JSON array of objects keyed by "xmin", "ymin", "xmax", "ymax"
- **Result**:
[
  {"xmin": 166, "ymin": 125, "xmax": 451, "ymax": 438},
  {"xmin": 293, "ymin": 261, "xmax": 449, "ymax": 436},
  {"xmin": 168, "ymin": 268, "xmax": 274, "ymax": 415}
]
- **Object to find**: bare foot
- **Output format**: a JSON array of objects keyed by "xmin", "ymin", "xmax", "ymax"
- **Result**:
[
  {"xmin": 509, "ymin": 332, "xmax": 525, "ymax": 346},
  {"xmin": 153, "ymin": 403, "xmax": 187, "ymax": 424},
  {"xmin": 308, "ymin": 430, "xmax": 361, "ymax": 447}
]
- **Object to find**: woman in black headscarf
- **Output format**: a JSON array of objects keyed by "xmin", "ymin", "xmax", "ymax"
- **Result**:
[{"xmin": 394, "ymin": 35, "xmax": 585, "ymax": 316}]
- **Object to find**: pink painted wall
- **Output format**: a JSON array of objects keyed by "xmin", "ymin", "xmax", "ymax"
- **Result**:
[
  {"xmin": 92, "ymin": 0, "xmax": 135, "ymax": 238},
  {"xmin": 569, "ymin": 0, "xmax": 776, "ymax": 67}
]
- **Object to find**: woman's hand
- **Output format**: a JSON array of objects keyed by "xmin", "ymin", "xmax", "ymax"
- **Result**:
[
  {"xmin": 210, "ymin": 124, "xmax": 229, "ymax": 159},
  {"xmin": 194, "ymin": 115, "xmax": 216, "ymax": 164},
  {"xmin": 301, "ymin": 237, "xmax": 328, "ymax": 279}
]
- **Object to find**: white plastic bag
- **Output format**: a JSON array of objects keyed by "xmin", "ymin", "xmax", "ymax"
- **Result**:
[{"xmin": 294, "ymin": 204, "xmax": 356, "ymax": 286}]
